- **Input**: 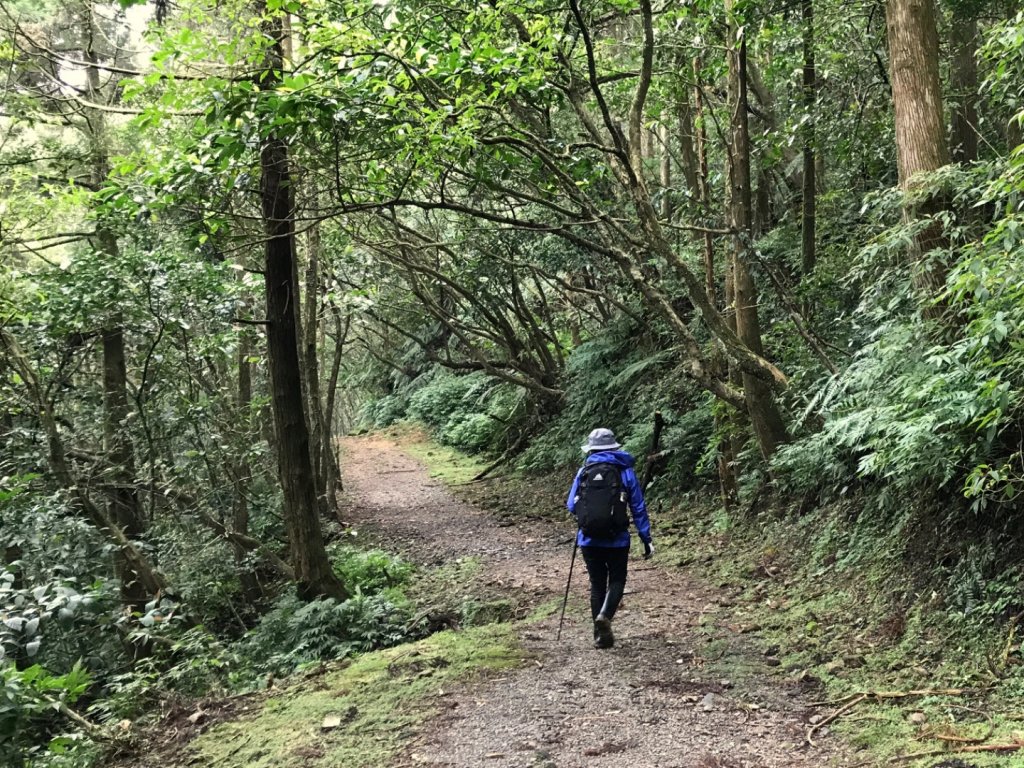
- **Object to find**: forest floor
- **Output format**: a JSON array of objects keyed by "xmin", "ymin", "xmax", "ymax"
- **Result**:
[{"xmin": 334, "ymin": 432, "xmax": 853, "ymax": 768}]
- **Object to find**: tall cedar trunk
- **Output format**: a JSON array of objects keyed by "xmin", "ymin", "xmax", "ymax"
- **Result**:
[
  {"xmin": 885, "ymin": 0, "xmax": 950, "ymax": 311},
  {"xmin": 726, "ymin": 14, "xmax": 790, "ymax": 461},
  {"xmin": 259, "ymin": 13, "xmax": 347, "ymax": 601},
  {"xmin": 233, "ymin": 321, "xmax": 262, "ymax": 603},
  {"xmin": 694, "ymin": 59, "xmax": 738, "ymax": 511},
  {"xmin": 950, "ymin": 15, "xmax": 978, "ymax": 164},
  {"xmin": 801, "ymin": 0, "xmax": 818, "ymax": 275},
  {"xmin": 84, "ymin": 26, "xmax": 149, "ymax": 614}
]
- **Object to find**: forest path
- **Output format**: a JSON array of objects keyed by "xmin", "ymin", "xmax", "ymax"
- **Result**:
[{"xmin": 340, "ymin": 435, "xmax": 851, "ymax": 768}]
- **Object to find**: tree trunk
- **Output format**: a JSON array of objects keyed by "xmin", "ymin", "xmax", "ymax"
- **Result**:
[
  {"xmin": 885, "ymin": 0, "xmax": 950, "ymax": 311},
  {"xmin": 323, "ymin": 304, "xmax": 349, "ymax": 499},
  {"xmin": 659, "ymin": 122, "xmax": 672, "ymax": 219},
  {"xmin": 726, "ymin": 8, "xmax": 790, "ymax": 461},
  {"xmin": 233, "ymin": 320, "xmax": 262, "ymax": 604},
  {"xmin": 101, "ymin": 320, "xmax": 148, "ymax": 613},
  {"xmin": 259, "ymin": 9, "xmax": 347, "ymax": 601},
  {"xmin": 678, "ymin": 90, "xmax": 700, "ymax": 199},
  {"xmin": 303, "ymin": 220, "xmax": 334, "ymax": 517},
  {"xmin": 754, "ymin": 167, "xmax": 772, "ymax": 238},
  {"xmin": 949, "ymin": 15, "xmax": 978, "ymax": 165},
  {"xmin": 801, "ymin": 0, "xmax": 818, "ymax": 276}
]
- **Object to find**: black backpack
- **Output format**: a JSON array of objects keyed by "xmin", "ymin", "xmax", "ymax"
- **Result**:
[{"xmin": 574, "ymin": 462, "xmax": 630, "ymax": 538}]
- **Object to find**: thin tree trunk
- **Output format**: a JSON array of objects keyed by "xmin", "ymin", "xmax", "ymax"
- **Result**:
[
  {"xmin": 949, "ymin": 15, "xmax": 979, "ymax": 165},
  {"xmin": 259, "ymin": 7, "xmax": 347, "ymax": 601},
  {"xmin": 303, "ymin": 220, "xmax": 333, "ymax": 517},
  {"xmin": 659, "ymin": 122, "xmax": 672, "ymax": 219},
  {"xmin": 101, "ymin": 321, "xmax": 148, "ymax": 613},
  {"xmin": 323, "ymin": 304, "xmax": 349, "ymax": 500},
  {"xmin": 801, "ymin": 0, "xmax": 818, "ymax": 276},
  {"xmin": 678, "ymin": 90, "xmax": 700, "ymax": 199},
  {"xmin": 754, "ymin": 167, "xmax": 772, "ymax": 237},
  {"xmin": 885, "ymin": 0, "xmax": 950, "ymax": 312},
  {"xmin": 233, "ymin": 320, "xmax": 262, "ymax": 603},
  {"xmin": 726, "ymin": 6, "xmax": 790, "ymax": 461}
]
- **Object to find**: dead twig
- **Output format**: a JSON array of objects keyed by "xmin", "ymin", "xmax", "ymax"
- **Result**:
[{"xmin": 807, "ymin": 693, "xmax": 867, "ymax": 745}]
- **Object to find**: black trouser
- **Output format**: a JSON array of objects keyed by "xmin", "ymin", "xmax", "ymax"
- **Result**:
[{"xmin": 581, "ymin": 546, "xmax": 629, "ymax": 621}]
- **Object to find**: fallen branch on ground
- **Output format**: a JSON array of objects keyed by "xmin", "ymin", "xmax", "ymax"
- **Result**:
[
  {"xmin": 850, "ymin": 738, "xmax": 1024, "ymax": 766},
  {"xmin": 809, "ymin": 687, "xmax": 982, "ymax": 707},
  {"xmin": 807, "ymin": 687, "xmax": 988, "ymax": 746}
]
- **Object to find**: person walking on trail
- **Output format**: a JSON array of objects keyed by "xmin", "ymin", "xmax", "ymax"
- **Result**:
[{"xmin": 566, "ymin": 427, "xmax": 653, "ymax": 649}]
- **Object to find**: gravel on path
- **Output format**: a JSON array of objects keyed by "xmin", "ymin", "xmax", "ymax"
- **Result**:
[{"xmin": 341, "ymin": 435, "xmax": 850, "ymax": 768}]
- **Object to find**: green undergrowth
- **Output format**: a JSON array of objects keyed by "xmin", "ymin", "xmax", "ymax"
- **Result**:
[
  {"xmin": 660, "ymin": 495, "xmax": 1024, "ymax": 767},
  {"xmin": 188, "ymin": 623, "xmax": 523, "ymax": 768}
]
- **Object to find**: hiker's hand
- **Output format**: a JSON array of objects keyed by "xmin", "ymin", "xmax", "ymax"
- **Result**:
[{"xmin": 643, "ymin": 541, "xmax": 654, "ymax": 560}]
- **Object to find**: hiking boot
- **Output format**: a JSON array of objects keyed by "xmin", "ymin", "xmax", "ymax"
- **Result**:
[{"xmin": 594, "ymin": 613, "xmax": 614, "ymax": 648}]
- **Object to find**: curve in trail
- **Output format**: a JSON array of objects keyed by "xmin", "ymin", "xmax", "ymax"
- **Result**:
[{"xmin": 341, "ymin": 435, "xmax": 849, "ymax": 768}]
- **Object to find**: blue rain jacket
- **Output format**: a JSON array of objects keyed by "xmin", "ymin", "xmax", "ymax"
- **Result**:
[{"xmin": 566, "ymin": 450, "xmax": 652, "ymax": 548}]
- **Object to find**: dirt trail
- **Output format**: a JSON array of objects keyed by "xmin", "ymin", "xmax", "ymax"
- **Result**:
[{"xmin": 341, "ymin": 435, "xmax": 849, "ymax": 768}]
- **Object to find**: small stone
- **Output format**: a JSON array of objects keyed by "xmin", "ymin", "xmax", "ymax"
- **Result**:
[
  {"xmin": 719, "ymin": 679, "xmax": 734, "ymax": 689},
  {"xmin": 700, "ymin": 693, "xmax": 716, "ymax": 711},
  {"xmin": 909, "ymin": 711, "xmax": 927, "ymax": 725},
  {"xmin": 321, "ymin": 714, "xmax": 342, "ymax": 730}
]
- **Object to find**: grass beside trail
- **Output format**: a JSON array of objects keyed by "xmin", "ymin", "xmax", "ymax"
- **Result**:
[
  {"xmin": 660, "ymin": 499, "xmax": 1024, "ymax": 768},
  {"xmin": 188, "ymin": 623, "xmax": 522, "ymax": 768}
]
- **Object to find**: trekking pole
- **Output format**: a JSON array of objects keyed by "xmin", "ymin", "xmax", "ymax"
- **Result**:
[{"xmin": 556, "ymin": 535, "xmax": 578, "ymax": 641}]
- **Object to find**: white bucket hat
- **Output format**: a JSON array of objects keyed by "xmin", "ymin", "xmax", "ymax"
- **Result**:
[{"xmin": 581, "ymin": 427, "xmax": 622, "ymax": 452}]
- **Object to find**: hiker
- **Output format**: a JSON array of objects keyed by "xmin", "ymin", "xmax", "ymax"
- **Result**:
[{"xmin": 567, "ymin": 427, "xmax": 653, "ymax": 649}]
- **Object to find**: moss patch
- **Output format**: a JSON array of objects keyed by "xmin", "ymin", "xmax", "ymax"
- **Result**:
[
  {"xmin": 381, "ymin": 422, "xmax": 490, "ymax": 485},
  {"xmin": 187, "ymin": 624, "xmax": 522, "ymax": 768}
]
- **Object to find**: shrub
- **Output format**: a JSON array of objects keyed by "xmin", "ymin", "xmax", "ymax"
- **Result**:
[
  {"xmin": 363, "ymin": 394, "xmax": 409, "ymax": 428},
  {"xmin": 330, "ymin": 546, "xmax": 412, "ymax": 594},
  {"xmin": 233, "ymin": 589, "xmax": 413, "ymax": 679},
  {"xmin": 407, "ymin": 372, "xmax": 512, "ymax": 452}
]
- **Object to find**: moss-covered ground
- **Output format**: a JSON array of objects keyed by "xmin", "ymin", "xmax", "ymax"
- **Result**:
[
  {"xmin": 377, "ymin": 422, "xmax": 490, "ymax": 484},
  {"xmin": 187, "ymin": 623, "xmax": 523, "ymax": 768}
]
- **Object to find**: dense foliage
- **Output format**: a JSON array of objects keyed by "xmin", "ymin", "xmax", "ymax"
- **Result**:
[{"xmin": 0, "ymin": 0, "xmax": 1023, "ymax": 763}]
